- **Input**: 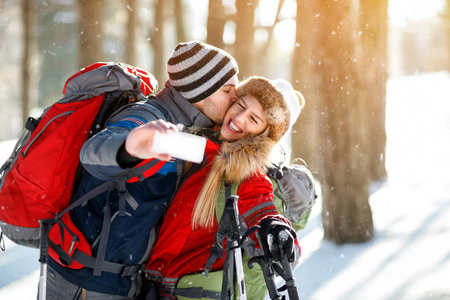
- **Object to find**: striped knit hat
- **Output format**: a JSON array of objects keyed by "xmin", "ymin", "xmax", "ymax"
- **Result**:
[{"xmin": 167, "ymin": 41, "xmax": 239, "ymax": 103}]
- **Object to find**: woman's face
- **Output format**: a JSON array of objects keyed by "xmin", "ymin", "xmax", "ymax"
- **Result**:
[{"xmin": 220, "ymin": 95, "xmax": 268, "ymax": 142}]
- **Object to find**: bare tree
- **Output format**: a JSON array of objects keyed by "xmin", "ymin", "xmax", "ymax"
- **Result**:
[
  {"xmin": 359, "ymin": 0, "xmax": 388, "ymax": 181},
  {"xmin": 150, "ymin": 0, "xmax": 165, "ymax": 84},
  {"xmin": 293, "ymin": 0, "xmax": 374, "ymax": 244},
  {"xmin": 21, "ymin": 0, "xmax": 35, "ymax": 124},
  {"xmin": 125, "ymin": 0, "xmax": 137, "ymax": 65},
  {"xmin": 234, "ymin": 0, "xmax": 258, "ymax": 78},
  {"xmin": 174, "ymin": 0, "xmax": 186, "ymax": 42},
  {"xmin": 206, "ymin": 0, "xmax": 226, "ymax": 48},
  {"xmin": 78, "ymin": 0, "xmax": 104, "ymax": 68},
  {"xmin": 291, "ymin": 0, "xmax": 322, "ymax": 171},
  {"xmin": 321, "ymin": 0, "xmax": 374, "ymax": 244}
]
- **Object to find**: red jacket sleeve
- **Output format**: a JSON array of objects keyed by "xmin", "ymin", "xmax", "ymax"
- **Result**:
[
  {"xmin": 236, "ymin": 169, "xmax": 301, "ymax": 259},
  {"xmin": 236, "ymin": 169, "xmax": 290, "ymax": 228}
]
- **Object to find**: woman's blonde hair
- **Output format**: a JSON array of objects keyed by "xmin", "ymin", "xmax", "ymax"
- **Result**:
[{"xmin": 191, "ymin": 159, "xmax": 225, "ymax": 229}]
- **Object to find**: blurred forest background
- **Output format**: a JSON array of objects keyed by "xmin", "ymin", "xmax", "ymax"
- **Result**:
[{"xmin": 0, "ymin": 0, "xmax": 449, "ymax": 246}]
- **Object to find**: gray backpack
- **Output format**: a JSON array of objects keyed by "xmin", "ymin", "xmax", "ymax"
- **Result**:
[{"xmin": 268, "ymin": 162, "xmax": 317, "ymax": 228}]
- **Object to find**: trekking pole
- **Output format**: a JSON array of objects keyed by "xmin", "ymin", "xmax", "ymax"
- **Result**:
[
  {"xmin": 278, "ymin": 230, "xmax": 300, "ymax": 300},
  {"xmin": 38, "ymin": 219, "xmax": 54, "ymax": 300},
  {"xmin": 248, "ymin": 255, "xmax": 283, "ymax": 300},
  {"xmin": 203, "ymin": 189, "xmax": 247, "ymax": 299},
  {"xmin": 223, "ymin": 195, "xmax": 247, "ymax": 300}
]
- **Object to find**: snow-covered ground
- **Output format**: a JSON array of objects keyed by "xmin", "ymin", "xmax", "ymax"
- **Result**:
[{"xmin": 1, "ymin": 72, "xmax": 449, "ymax": 299}]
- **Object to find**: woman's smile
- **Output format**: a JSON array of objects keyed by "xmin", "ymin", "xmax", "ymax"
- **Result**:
[{"xmin": 229, "ymin": 120, "xmax": 242, "ymax": 133}]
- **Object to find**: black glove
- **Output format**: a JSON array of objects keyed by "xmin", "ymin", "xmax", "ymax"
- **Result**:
[{"xmin": 258, "ymin": 219, "xmax": 297, "ymax": 262}]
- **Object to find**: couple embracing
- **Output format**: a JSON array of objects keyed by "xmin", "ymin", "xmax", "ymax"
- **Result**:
[{"xmin": 44, "ymin": 41, "xmax": 305, "ymax": 300}]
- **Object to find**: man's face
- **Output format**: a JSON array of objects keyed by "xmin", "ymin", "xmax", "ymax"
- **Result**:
[{"xmin": 193, "ymin": 76, "xmax": 238, "ymax": 125}]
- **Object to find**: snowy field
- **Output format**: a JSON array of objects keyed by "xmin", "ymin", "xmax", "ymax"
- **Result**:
[{"xmin": 0, "ymin": 72, "xmax": 449, "ymax": 299}]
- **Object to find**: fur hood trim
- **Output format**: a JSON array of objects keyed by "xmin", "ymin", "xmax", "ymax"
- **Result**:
[{"xmin": 213, "ymin": 135, "xmax": 276, "ymax": 184}]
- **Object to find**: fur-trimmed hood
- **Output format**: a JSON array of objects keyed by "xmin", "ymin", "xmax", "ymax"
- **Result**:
[{"xmin": 214, "ymin": 135, "xmax": 276, "ymax": 184}]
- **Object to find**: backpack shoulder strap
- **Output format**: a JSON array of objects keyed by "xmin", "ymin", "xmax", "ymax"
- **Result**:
[
  {"xmin": 203, "ymin": 180, "xmax": 238, "ymax": 276},
  {"xmin": 215, "ymin": 178, "xmax": 238, "ymax": 223}
]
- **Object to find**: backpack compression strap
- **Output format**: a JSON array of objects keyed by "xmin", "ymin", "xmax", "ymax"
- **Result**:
[
  {"xmin": 50, "ymin": 159, "xmax": 162, "ymax": 276},
  {"xmin": 158, "ymin": 286, "xmax": 221, "ymax": 300}
]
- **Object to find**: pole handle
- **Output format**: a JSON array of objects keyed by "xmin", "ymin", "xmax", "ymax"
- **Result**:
[
  {"xmin": 39, "ymin": 219, "xmax": 54, "ymax": 263},
  {"xmin": 278, "ymin": 230, "xmax": 300, "ymax": 300}
]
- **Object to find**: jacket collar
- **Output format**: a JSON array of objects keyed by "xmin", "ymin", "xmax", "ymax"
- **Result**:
[
  {"xmin": 214, "ymin": 135, "xmax": 276, "ymax": 184},
  {"xmin": 156, "ymin": 82, "xmax": 214, "ymax": 132}
]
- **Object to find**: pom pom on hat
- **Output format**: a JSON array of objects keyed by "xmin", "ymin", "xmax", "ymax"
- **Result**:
[
  {"xmin": 167, "ymin": 41, "xmax": 239, "ymax": 103},
  {"xmin": 271, "ymin": 78, "xmax": 305, "ymax": 129}
]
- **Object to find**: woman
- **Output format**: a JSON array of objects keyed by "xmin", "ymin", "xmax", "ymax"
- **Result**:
[{"xmin": 144, "ymin": 76, "xmax": 305, "ymax": 299}]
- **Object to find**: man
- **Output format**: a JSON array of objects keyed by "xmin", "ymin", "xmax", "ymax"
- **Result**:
[{"xmin": 43, "ymin": 41, "xmax": 239, "ymax": 300}]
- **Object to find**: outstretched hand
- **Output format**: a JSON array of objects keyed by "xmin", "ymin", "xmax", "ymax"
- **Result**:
[{"xmin": 125, "ymin": 119, "xmax": 178, "ymax": 161}]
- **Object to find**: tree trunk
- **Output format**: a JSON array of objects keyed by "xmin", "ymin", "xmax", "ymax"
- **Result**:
[
  {"xmin": 125, "ymin": 0, "xmax": 137, "ymax": 65},
  {"xmin": 151, "ymin": 0, "xmax": 165, "ymax": 85},
  {"xmin": 206, "ymin": 0, "xmax": 226, "ymax": 48},
  {"xmin": 316, "ymin": 0, "xmax": 374, "ymax": 244},
  {"xmin": 359, "ymin": 0, "xmax": 388, "ymax": 181},
  {"xmin": 291, "ymin": 0, "xmax": 322, "ymax": 172},
  {"xmin": 21, "ymin": 0, "xmax": 34, "ymax": 124},
  {"xmin": 78, "ymin": 0, "xmax": 104, "ymax": 68},
  {"xmin": 174, "ymin": 0, "xmax": 186, "ymax": 42},
  {"xmin": 234, "ymin": 0, "xmax": 258, "ymax": 78}
]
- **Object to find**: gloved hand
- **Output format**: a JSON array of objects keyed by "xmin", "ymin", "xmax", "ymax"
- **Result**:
[{"xmin": 258, "ymin": 219, "xmax": 297, "ymax": 262}]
